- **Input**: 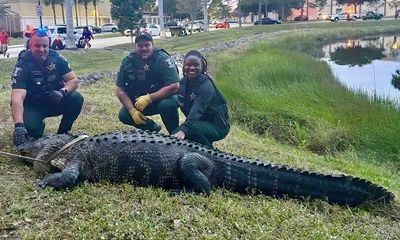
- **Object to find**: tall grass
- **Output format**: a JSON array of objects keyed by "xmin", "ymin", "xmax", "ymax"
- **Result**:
[{"xmin": 216, "ymin": 31, "xmax": 400, "ymax": 163}]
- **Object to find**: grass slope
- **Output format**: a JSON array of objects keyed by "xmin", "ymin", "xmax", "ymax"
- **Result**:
[{"xmin": 0, "ymin": 21, "xmax": 399, "ymax": 239}]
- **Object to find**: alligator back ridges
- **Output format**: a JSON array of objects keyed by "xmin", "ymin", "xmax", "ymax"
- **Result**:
[
  {"xmin": 214, "ymin": 154, "xmax": 394, "ymax": 206},
  {"xmin": 29, "ymin": 129, "xmax": 395, "ymax": 207}
]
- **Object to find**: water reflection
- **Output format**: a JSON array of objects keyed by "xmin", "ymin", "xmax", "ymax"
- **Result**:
[{"xmin": 322, "ymin": 35, "xmax": 400, "ymax": 103}]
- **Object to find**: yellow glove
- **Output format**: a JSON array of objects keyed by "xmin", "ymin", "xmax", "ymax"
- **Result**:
[
  {"xmin": 135, "ymin": 94, "xmax": 152, "ymax": 111},
  {"xmin": 129, "ymin": 108, "xmax": 147, "ymax": 125}
]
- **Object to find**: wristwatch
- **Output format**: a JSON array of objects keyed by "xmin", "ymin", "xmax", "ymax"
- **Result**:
[{"xmin": 60, "ymin": 88, "xmax": 69, "ymax": 96}]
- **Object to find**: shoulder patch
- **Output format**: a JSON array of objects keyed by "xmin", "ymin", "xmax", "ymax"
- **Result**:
[
  {"xmin": 12, "ymin": 67, "xmax": 23, "ymax": 77},
  {"xmin": 164, "ymin": 57, "xmax": 176, "ymax": 68}
]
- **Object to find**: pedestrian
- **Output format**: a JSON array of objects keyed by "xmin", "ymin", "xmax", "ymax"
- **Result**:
[
  {"xmin": 0, "ymin": 28, "xmax": 10, "ymax": 58},
  {"xmin": 23, "ymin": 24, "xmax": 34, "ymax": 49},
  {"xmin": 173, "ymin": 50, "xmax": 230, "ymax": 147},
  {"xmin": 82, "ymin": 26, "xmax": 94, "ymax": 48},
  {"xmin": 10, "ymin": 29, "xmax": 84, "ymax": 149},
  {"xmin": 115, "ymin": 31, "xmax": 180, "ymax": 134}
]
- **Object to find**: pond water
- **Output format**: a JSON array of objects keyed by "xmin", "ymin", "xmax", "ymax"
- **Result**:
[{"xmin": 321, "ymin": 35, "xmax": 400, "ymax": 104}]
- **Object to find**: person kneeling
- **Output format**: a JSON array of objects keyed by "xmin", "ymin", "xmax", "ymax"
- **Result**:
[
  {"xmin": 173, "ymin": 50, "xmax": 230, "ymax": 147},
  {"xmin": 10, "ymin": 29, "xmax": 84, "ymax": 149}
]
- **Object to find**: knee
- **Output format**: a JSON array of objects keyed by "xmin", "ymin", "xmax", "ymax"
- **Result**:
[
  {"xmin": 118, "ymin": 108, "xmax": 131, "ymax": 124},
  {"xmin": 67, "ymin": 91, "xmax": 84, "ymax": 107},
  {"xmin": 25, "ymin": 121, "xmax": 44, "ymax": 138},
  {"xmin": 158, "ymin": 98, "xmax": 178, "ymax": 112}
]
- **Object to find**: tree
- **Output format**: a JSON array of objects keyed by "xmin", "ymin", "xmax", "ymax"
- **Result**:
[
  {"xmin": 74, "ymin": 0, "xmax": 79, "ymax": 26},
  {"xmin": 79, "ymin": 0, "xmax": 92, "ymax": 26},
  {"xmin": 176, "ymin": 0, "xmax": 203, "ymax": 34},
  {"xmin": 60, "ymin": 0, "xmax": 66, "ymax": 24},
  {"xmin": 44, "ymin": 0, "xmax": 58, "ymax": 24},
  {"xmin": 93, "ymin": 0, "xmax": 98, "ymax": 26},
  {"xmin": 0, "ymin": 0, "xmax": 8, "ymax": 19},
  {"xmin": 208, "ymin": 0, "xmax": 232, "ymax": 20},
  {"xmin": 110, "ymin": 0, "xmax": 147, "ymax": 42}
]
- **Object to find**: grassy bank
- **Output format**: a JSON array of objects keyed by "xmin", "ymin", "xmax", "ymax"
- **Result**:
[
  {"xmin": 0, "ymin": 21, "xmax": 400, "ymax": 239},
  {"xmin": 215, "ymin": 28, "xmax": 400, "ymax": 165}
]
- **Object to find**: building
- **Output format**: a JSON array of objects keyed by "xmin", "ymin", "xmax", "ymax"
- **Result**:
[{"xmin": 1, "ymin": 0, "xmax": 114, "ymax": 32}]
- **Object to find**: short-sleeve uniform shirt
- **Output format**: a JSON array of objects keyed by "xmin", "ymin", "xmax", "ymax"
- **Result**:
[{"xmin": 116, "ymin": 48, "xmax": 179, "ymax": 99}]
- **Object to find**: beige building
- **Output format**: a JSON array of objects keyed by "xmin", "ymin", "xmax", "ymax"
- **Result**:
[
  {"xmin": 2, "ymin": 0, "xmax": 114, "ymax": 32},
  {"xmin": 292, "ymin": 0, "xmax": 397, "ymax": 20}
]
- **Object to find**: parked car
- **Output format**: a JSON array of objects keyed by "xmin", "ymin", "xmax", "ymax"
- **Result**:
[
  {"xmin": 46, "ymin": 25, "xmax": 85, "ymax": 49},
  {"xmin": 187, "ymin": 20, "xmax": 204, "ymax": 33},
  {"xmin": 330, "ymin": 12, "xmax": 359, "ymax": 21},
  {"xmin": 164, "ymin": 21, "xmax": 179, "ymax": 28},
  {"xmin": 254, "ymin": 18, "xmax": 282, "ymax": 25},
  {"xmin": 124, "ymin": 24, "xmax": 160, "ymax": 36},
  {"xmin": 215, "ymin": 20, "xmax": 230, "ymax": 29},
  {"xmin": 73, "ymin": 25, "xmax": 93, "ymax": 35},
  {"xmin": 293, "ymin": 15, "xmax": 308, "ymax": 21},
  {"xmin": 362, "ymin": 11, "xmax": 383, "ymax": 20},
  {"xmin": 317, "ymin": 13, "xmax": 331, "ymax": 20},
  {"xmin": 101, "ymin": 23, "xmax": 118, "ymax": 32},
  {"xmin": 90, "ymin": 25, "xmax": 102, "ymax": 33}
]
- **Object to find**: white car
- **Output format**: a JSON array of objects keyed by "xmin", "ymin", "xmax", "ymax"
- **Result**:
[
  {"xmin": 101, "ymin": 23, "xmax": 118, "ymax": 32},
  {"xmin": 74, "ymin": 26, "xmax": 93, "ymax": 35},
  {"xmin": 47, "ymin": 25, "xmax": 84, "ymax": 49},
  {"xmin": 330, "ymin": 12, "xmax": 359, "ymax": 21},
  {"xmin": 124, "ymin": 24, "xmax": 161, "ymax": 37},
  {"xmin": 140, "ymin": 24, "xmax": 161, "ymax": 36}
]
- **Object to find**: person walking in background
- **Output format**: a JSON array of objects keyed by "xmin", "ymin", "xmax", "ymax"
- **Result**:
[
  {"xmin": 0, "ymin": 28, "xmax": 10, "ymax": 58},
  {"xmin": 115, "ymin": 31, "xmax": 180, "ymax": 134},
  {"xmin": 10, "ymin": 29, "xmax": 84, "ymax": 149},
  {"xmin": 23, "ymin": 24, "xmax": 34, "ymax": 49},
  {"xmin": 82, "ymin": 26, "xmax": 94, "ymax": 48},
  {"xmin": 173, "ymin": 50, "xmax": 230, "ymax": 147}
]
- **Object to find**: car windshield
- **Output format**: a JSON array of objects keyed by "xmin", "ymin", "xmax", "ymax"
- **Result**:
[{"xmin": 57, "ymin": 28, "xmax": 67, "ymax": 34}]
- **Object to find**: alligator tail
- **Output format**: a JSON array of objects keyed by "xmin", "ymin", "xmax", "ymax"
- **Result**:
[{"xmin": 216, "ymin": 158, "xmax": 394, "ymax": 206}]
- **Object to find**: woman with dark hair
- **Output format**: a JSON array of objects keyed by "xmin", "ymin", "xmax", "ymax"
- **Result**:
[
  {"xmin": 173, "ymin": 50, "xmax": 230, "ymax": 147},
  {"xmin": 82, "ymin": 26, "xmax": 94, "ymax": 48}
]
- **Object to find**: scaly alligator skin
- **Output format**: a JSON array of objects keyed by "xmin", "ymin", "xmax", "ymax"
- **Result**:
[{"xmin": 21, "ymin": 129, "xmax": 394, "ymax": 207}]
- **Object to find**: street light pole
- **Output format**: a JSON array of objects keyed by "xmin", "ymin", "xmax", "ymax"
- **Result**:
[{"xmin": 37, "ymin": 0, "xmax": 43, "ymax": 28}]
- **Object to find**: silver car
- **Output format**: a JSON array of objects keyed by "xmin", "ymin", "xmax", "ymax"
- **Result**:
[{"xmin": 101, "ymin": 23, "xmax": 118, "ymax": 32}]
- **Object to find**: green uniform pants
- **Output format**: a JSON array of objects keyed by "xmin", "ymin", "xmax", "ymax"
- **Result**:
[
  {"xmin": 23, "ymin": 91, "xmax": 84, "ymax": 138},
  {"xmin": 119, "ymin": 96, "xmax": 179, "ymax": 134},
  {"xmin": 174, "ymin": 121, "xmax": 229, "ymax": 147}
]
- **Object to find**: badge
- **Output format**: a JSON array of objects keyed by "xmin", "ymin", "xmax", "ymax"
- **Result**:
[
  {"xmin": 190, "ymin": 92, "xmax": 196, "ymax": 100},
  {"xmin": 11, "ymin": 77, "xmax": 17, "ymax": 84},
  {"xmin": 12, "ymin": 67, "xmax": 23, "ymax": 77},
  {"xmin": 143, "ymin": 64, "xmax": 149, "ymax": 71},
  {"xmin": 164, "ymin": 58, "xmax": 175, "ymax": 68},
  {"xmin": 47, "ymin": 63, "xmax": 56, "ymax": 71}
]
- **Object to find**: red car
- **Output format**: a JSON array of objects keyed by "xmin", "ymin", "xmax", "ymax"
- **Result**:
[{"xmin": 215, "ymin": 21, "xmax": 230, "ymax": 29}]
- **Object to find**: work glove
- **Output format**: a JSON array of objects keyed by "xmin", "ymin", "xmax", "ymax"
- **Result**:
[
  {"xmin": 135, "ymin": 94, "xmax": 152, "ymax": 111},
  {"xmin": 13, "ymin": 123, "xmax": 29, "ymax": 149},
  {"xmin": 48, "ymin": 89, "xmax": 68, "ymax": 104},
  {"xmin": 129, "ymin": 108, "xmax": 147, "ymax": 125}
]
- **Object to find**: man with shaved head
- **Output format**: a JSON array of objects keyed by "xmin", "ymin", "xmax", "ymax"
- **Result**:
[{"xmin": 10, "ymin": 29, "xmax": 84, "ymax": 149}]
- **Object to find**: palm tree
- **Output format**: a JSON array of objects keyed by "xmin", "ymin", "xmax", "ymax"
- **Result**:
[
  {"xmin": 74, "ymin": 0, "xmax": 79, "ymax": 26},
  {"xmin": 79, "ymin": 0, "xmax": 92, "ymax": 26},
  {"xmin": 44, "ymin": 0, "xmax": 57, "ymax": 24},
  {"xmin": 93, "ymin": 0, "xmax": 98, "ymax": 26},
  {"xmin": 60, "ymin": 0, "xmax": 65, "ymax": 23}
]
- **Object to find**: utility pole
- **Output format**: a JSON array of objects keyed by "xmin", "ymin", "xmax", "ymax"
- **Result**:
[
  {"xmin": 65, "ymin": 0, "xmax": 75, "ymax": 49},
  {"xmin": 158, "ymin": 0, "xmax": 165, "ymax": 37},
  {"xmin": 36, "ymin": 0, "xmax": 43, "ymax": 28},
  {"xmin": 202, "ymin": 0, "xmax": 209, "ymax": 31},
  {"xmin": 238, "ymin": 0, "xmax": 242, "ymax": 27}
]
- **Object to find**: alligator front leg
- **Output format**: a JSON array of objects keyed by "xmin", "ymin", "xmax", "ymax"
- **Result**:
[
  {"xmin": 38, "ymin": 159, "xmax": 84, "ymax": 190},
  {"xmin": 179, "ymin": 153, "xmax": 215, "ymax": 193}
]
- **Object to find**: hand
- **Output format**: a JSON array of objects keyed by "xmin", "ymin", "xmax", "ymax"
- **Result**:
[
  {"xmin": 135, "ymin": 94, "xmax": 152, "ymax": 111},
  {"xmin": 48, "ymin": 89, "xmax": 67, "ymax": 103},
  {"xmin": 13, "ymin": 124, "xmax": 29, "ymax": 148},
  {"xmin": 129, "ymin": 108, "xmax": 147, "ymax": 125},
  {"xmin": 173, "ymin": 130, "xmax": 186, "ymax": 140}
]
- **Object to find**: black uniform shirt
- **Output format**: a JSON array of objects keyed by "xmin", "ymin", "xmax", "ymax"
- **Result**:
[
  {"xmin": 11, "ymin": 50, "xmax": 71, "ymax": 101},
  {"xmin": 177, "ymin": 74, "xmax": 230, "ymax": 134}
]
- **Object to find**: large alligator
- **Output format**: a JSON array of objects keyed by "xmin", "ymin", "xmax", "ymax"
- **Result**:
[{"xmin": 19, "ymin": 129, "xmax": 394, "ymax": 207}]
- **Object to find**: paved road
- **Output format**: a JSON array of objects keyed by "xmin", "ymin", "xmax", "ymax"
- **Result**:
[{"xmin": 4, "ymin": 24, "xmax": 252, "ymax": 59}]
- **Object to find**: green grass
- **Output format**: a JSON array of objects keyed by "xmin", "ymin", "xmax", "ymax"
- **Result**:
[{"xmin": 1, "ymin": 21, "xmax": 400, "ymax": 239}]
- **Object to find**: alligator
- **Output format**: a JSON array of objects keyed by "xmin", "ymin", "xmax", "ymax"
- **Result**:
[{"xmin": 19, "ymin": 129, "xmax": 394, "ymax": 207}]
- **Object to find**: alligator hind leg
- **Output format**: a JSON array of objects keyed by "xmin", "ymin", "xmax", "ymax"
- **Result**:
[
  {"xmin": 179, "ymin": 153, "xmax": 215, "ymax": 194},
  {"xmin": 38, "ymin": 159, "xmax": 83, "ymax": 190}
]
